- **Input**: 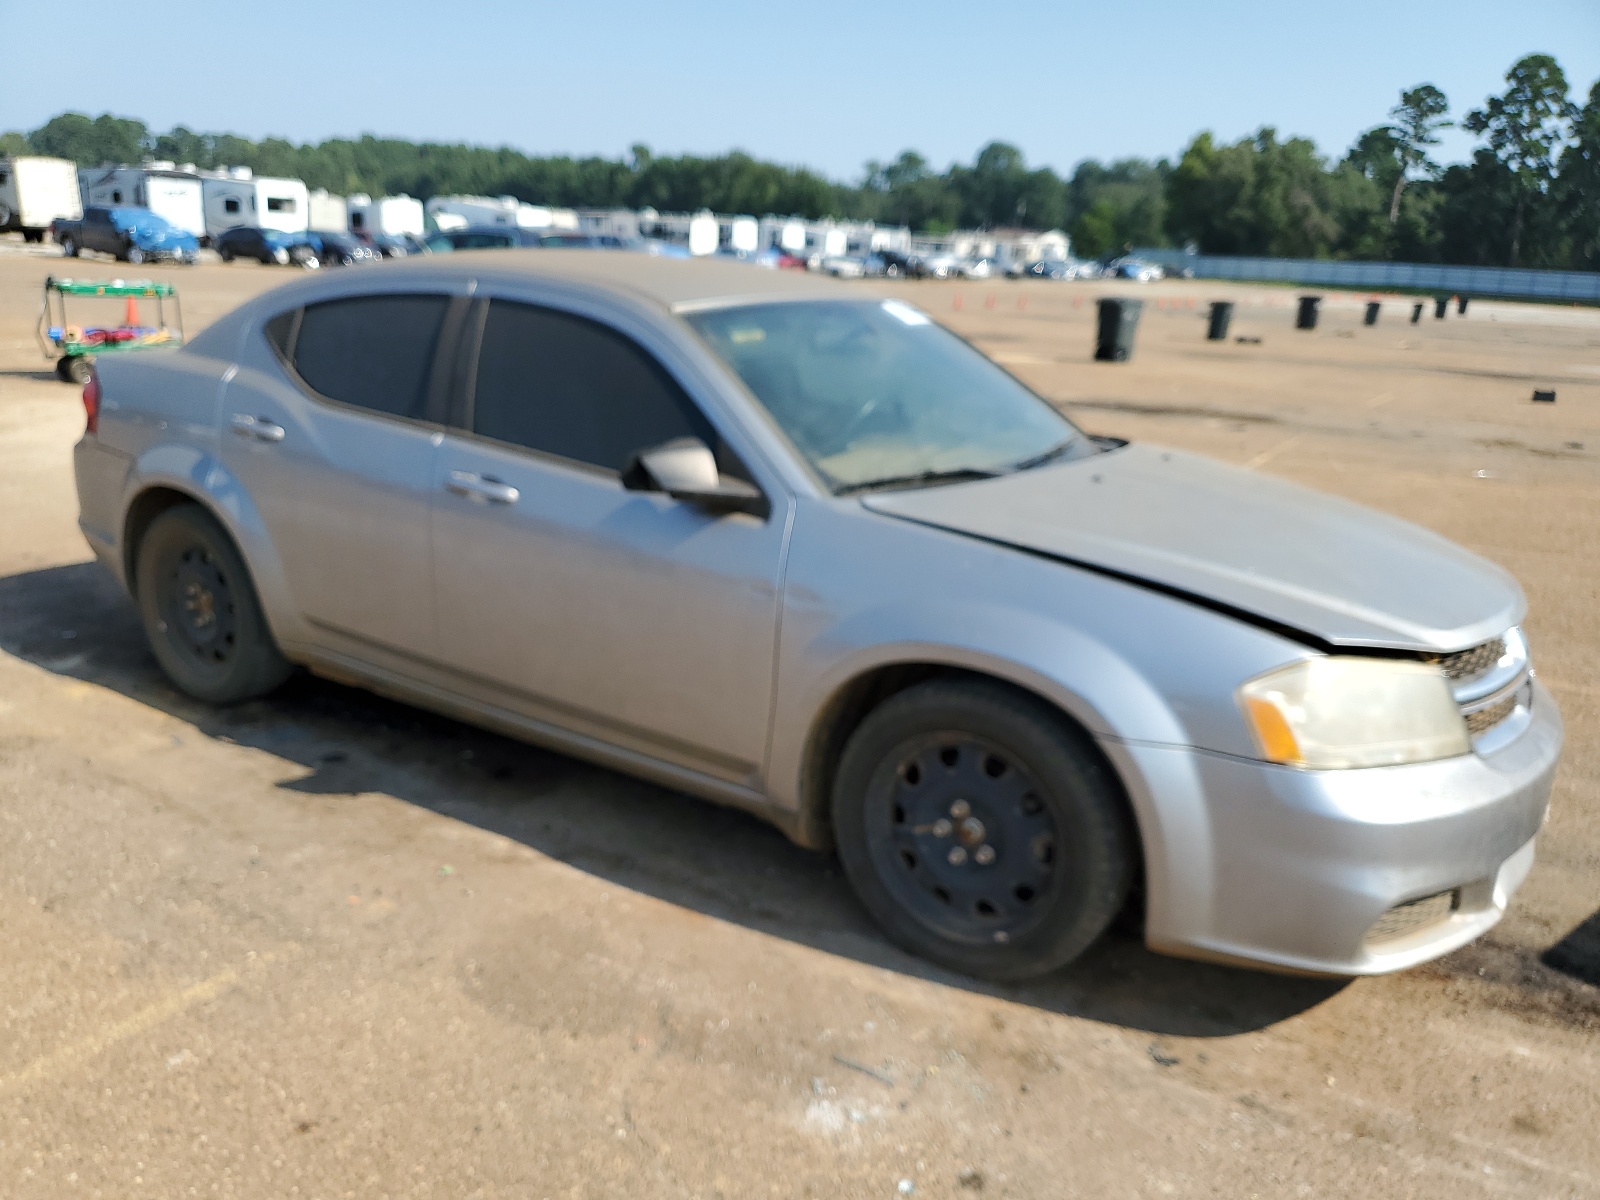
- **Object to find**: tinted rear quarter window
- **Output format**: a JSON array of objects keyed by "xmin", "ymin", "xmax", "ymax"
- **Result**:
[
  {"xmin": 292, "ymin": 295, "xmax": 448, "ymax": 420},
  {"xmin": 471, "ymin": 301, "xmax": 715, "ymax": 472}
]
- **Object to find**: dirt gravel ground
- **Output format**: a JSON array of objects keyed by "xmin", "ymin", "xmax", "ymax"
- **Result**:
[{"xmin": 0, "ymin": 244, "xmax": 1597, "ymax": 1199}]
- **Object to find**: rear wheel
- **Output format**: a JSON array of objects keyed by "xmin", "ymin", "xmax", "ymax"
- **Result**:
[
  {"xmin": 60, "ymin": 236, "xmax": 78, "ymax": 257},
  {"xmin": 135, "ymin": 506, "xmax": 291, "ymax": 704},
  {"xmin": 218, "ymin": 247, "xmax": 234, "ymax": 263},
  {"xmin": 832, "ymin": 679, "xmax": 1135, "ymax": 981}
]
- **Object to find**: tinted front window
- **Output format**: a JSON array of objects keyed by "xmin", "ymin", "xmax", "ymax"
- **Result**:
[
  {"xmin": 292, "ymin": 295, "xmax": 448, "ymax": 420},
  {"xmin": 471, "ymin": 301, "xmax": 713, "ymax": 472}
]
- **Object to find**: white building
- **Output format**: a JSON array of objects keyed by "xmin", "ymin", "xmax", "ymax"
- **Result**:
[
  {"xmin": 78, "ymin": 163, "xmax": 206, "ymax": 238},
  {"xmin": 347, "ymin": 193, "xmax": 425, "ymax": 238},
  {"xmin": 199, "ymin": 168, "xmax": 309, "ymax": 239}
]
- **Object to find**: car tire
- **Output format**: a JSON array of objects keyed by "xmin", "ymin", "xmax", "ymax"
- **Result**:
[
  {"xmin": 61, "ymin": 356, "xmax": 93, "ymax": 385},
  {"xmin": 61, "ymin": 236, "xmax": 78, "ymax": 257},
  {"xmin": 272, "ymin": 248, "xmax": 289, "ymax": 265},
  {"xmin": 218, "ymin": 247, "xmax": 234, "ymax": 263},
  {"xmin": 134, "ymin": 505, "xmax": 292, "ymax": 705},
  {"xmin": 832, "ymin": 678, "xmax": 1135, "ymax": 981},
  {"xmin": 125, "ymin": 246, "xmax": 145, "ymax": 265}
]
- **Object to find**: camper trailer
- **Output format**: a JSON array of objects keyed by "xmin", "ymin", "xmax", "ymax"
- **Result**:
[
  {"xmin": 308, "ymin": 189, "xmax": 348, "ymax": 233},
  {"xmin": 200, "ymin": 168, "xmax": 309, "ymax": 239},
  {"xmin": 0, "ymin": 157, "xmax": 82, "ymax": 241},
  {"xmin": 347, "ymin": 193, "xmax": 425, "ymax": 238},
  {"xmin": 424, "ymin": 195, "xmax": 577, "ymax": 231},
  {"xmin": 79, "ymin": 164, "xmax": 206, "ymax": 239}
]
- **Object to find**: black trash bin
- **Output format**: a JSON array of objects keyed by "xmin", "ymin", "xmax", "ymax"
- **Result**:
[
  {"xmin": 1207, "ymin": 301, "xmax": 1233, "ymax": 341},
  {"xmin": 1434, "ymin": 296, "xmax": 1449, "ymax": 319},
  {"xmin": 1295, "ymin": 295, "xmax": 1321, "ymax": 330},
  {"xmin": 1095, "ymin": 298, "xmax": 1143, "ymax": 362},
  {"xmin": 1458, "ymin": 295, "xmax": 1470, "ymax": 315},
  {"xmin": 1364, "ymin": 301, "xmax": 1380, "ymax": 326},
  {"xmin": 1411, "ymin": 302, "xmax": 1424, "ymax": 324}
]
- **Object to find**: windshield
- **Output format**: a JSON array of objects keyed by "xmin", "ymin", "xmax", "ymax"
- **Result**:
[{"xmin": 685, "ymin": 298, "xmax": 1081, "ymax": 491}]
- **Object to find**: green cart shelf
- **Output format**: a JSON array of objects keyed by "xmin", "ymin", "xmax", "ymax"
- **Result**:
[{"xmin": 37, "ymin": 276, "xmax": 185, "ymax": 384}]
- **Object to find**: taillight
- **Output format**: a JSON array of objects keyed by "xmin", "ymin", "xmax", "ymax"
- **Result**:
[{"xmin": 82, "ymin": 372, "xmax": 101, "ymax": 436}]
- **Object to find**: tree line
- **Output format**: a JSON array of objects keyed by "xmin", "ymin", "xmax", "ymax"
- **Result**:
[{"xmin": 4, "ymin": 52, "xmax": 1595, "ymax": 270}]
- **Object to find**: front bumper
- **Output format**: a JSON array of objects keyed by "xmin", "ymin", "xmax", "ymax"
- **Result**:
[{"xmin": 1109, "ymin": 678, "xmax": 1563, "ymax": 975}]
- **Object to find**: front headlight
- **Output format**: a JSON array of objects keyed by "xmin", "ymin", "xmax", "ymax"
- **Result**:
[{"xmin": 1238, "ymin": 657, "xmax": 1469, "ymax": 770}]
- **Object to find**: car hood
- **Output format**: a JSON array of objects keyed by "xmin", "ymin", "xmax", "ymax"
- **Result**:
[
  {"xmin": 127, "ymin": 224, "xmax": 195, "ymax": 249},
  {"xmin": 860, "ymin": 443, "xmax": 1523, "ymax": 652}
]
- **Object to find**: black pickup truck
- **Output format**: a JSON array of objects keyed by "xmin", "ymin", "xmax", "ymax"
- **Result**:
[{"xmin": 51, "ymin": 206, "xmax": 200, "ymax": 265}]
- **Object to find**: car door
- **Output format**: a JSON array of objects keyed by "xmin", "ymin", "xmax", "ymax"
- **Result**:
[
  {"xmin": 86, "ymin": 209, "xmax": 117, "ymax": 254},
  {"xmin": 221, "ymin": 289, "xmax": 469, "ymax": 668},
  {"xmin": 430, "ymin": 297, "xmax": 788, "ymax": 787}
]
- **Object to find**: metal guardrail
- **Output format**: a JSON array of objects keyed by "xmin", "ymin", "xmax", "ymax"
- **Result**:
[{"xmin": 1166, "ymin": 253, "xmax": 1600, "ymax": 302}]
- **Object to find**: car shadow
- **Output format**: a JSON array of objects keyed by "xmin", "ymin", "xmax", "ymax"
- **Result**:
[
  {"xmin": 0, "ymin": 368, "xmax": 66, "ymax": 383},
  {"xmin": 0, "ymin": 560, "xmax": 1347, "ymax": 1037}
]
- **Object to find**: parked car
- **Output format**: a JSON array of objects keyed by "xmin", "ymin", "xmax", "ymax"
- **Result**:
[
  {"xmin": 1023, "ymin": 260, "xmax": 1072, "ymax": 280},
  {"xmin": 1109, "ymin": 257, "xmax": 1163, "ymax": 282},
  {"xmin": 876, "ymin": 250, "xmax": 923, "ymax": 279},
  {"xmin": 294, "ymin": 230, "xmax": 378, "ymax": 268},
  {"xmin": 74, "ymin": 255, "xmax": 1561, "ymax": 983},
  {"xmin": 52, "ymin": 206, "xmax": 199, "ymax": 265},
  {"xmin": 537, "ymin": 232, "xmax": 628, "ymax": 250},
  {"xmin": 214, "ymin": 225, "xmax": 301, "ymax": 265},
  {"xmin": 355, "ymin": 231, "xmax": 423, "ymax": 258},
  {"xmin": 420, "ymin": 226, "xmax": 544, "ymax": 252}
]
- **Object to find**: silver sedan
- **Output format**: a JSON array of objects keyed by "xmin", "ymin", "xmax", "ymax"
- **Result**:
[{"xmin": 71, "ymin": 252, "xmax": 1562, "ymax": 980}]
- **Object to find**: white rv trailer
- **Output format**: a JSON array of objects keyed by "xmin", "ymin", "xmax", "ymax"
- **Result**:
[
  {"xmin": 757, "ymin": 216, "xmax": 808, "ymax": 254},
  {"xmin": 78, "ymin": 164, "xmax": 206, "ymax": 238},
  {"xmin": 718, "ymin": 214, "xmax": 759, "ymax": 255},
  {"xmin": 644, "ymin": 210, "xmax": 720, "ymax": 256},
  {"xmin": 200, "ymin": 168, "xmax": 309, "ymax": 239},
  {"xmin": 347, "ymin": 193, "xmax": 425, "ymax": 238},
  {"xmin": 308, "ymin": 189, "xmax": 348, "ymax": 232},
  {"xmin": 0, "ymin": 157, "xmax": 82, "ymax": 240},
  {"xmin": 424, "ymin": 194, "xmax": 577, "ymax": 230}
]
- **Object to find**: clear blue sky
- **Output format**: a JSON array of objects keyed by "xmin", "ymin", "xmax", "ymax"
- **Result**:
[{"xmin": 4, "ymin": 0, "xmax": 1596, "ymax": 179}]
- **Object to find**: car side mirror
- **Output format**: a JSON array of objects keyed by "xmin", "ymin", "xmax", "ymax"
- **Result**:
[{"xmin": 622, "ymin": 437, "xmax": 769, "ymax": 518}]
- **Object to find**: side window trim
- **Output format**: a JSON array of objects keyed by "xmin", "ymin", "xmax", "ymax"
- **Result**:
[
  {"xmin": 454, "ymin": 295, "xmax": 764, "ymax": 496},
  {"xmin": 266, "ymin": 292, "xmax": 468, "ymax": 430}
]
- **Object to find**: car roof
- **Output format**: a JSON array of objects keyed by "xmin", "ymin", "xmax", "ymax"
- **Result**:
[{"xmin": 343, "ymin": 248, "xmax": 851, "ymax": 311}]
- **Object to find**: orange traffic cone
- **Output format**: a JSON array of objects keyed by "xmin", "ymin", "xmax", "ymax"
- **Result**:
[{"xmin": 124, "ymin": 297, "xmax": 140, "ymax": 328}]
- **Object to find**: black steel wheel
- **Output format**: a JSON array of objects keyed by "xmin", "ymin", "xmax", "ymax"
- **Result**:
[
  {"xmin": 63, "ymin": 356, "xmax": 92, "ymax": 385},
  {"xmin": 833, "ymin": 679, "xmax": 1135, "ymax": 981},
  {"xmin": 135, "ymin": 505, "xmax": 291, "ymax": 704}
]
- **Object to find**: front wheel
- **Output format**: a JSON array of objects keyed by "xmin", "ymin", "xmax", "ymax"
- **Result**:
[
  {"xmin": 125, "ymin": 245, "xmax": 146, "ymax": 265},
  {"xmin": 135, "ymin": 506, "xmax": 291, "ymax": 704},
  {"xmin": 832, "ymin": 679, "xmax": 1135, "ymax": 981}
]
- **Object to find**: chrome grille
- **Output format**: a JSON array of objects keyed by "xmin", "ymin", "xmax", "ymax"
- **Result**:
[
  {"xmin": 1465, "ymin": 691, "xmax": 1520, "ymax": 736},
  {"xmin": 1366, "ymin": 890, "xmax": 1458, "ymax": 947},
  {"xmin": 1424, "ymin": 637, "xmax": 1506, "ymax": 683}
]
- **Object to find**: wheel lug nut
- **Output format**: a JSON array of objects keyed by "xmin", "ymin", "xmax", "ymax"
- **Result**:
[
  {"xmin": 950, "ymin": 800, "xmax": 971, "ymax": 819},
  {"xmin": 931, "ymin": 819, "xmax": 953, "ymax": 838},
  {"xmin": 947, "ymin": 846, "xmax": 968, "ymax": 866},
  {"xmin": 974, "ymin": 845, "xmax": 996, "ymax": 865}
]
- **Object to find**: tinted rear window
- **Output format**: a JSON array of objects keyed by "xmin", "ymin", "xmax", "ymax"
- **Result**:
[{"xmin": 292, "ymin": 295, "xmax": 448, "ymax": 420}]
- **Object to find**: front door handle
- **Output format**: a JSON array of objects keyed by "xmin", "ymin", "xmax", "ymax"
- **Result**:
[
  {"xmin": 231, "ymin": 413, "xmax": 286, "ymax": 443},
  {"xmin": 445, "ymin": 470, "xmax": 519, "ymax": 505}
]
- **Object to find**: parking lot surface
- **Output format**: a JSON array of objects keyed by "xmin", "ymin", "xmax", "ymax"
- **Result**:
[{"xmin": 1, "ymin": 249, "xmax": 1597, "ymax": 1199}]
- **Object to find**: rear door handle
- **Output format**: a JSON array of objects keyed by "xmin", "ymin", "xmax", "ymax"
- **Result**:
[
  {"xmin": 445, "ymin": 470, "xmax": 519, "ymax": 505},
  {"xmin": 231, "ymin": 413, "xmax": 286, "ymax": 443}
]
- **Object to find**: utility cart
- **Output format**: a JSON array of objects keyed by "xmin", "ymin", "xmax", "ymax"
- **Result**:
[{"xmin": 37, "ymin": 276, "xmax": 184, "ymax": 384}]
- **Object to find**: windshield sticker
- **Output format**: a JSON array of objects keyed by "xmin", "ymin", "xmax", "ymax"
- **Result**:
[
  {"xmin": 730, "ymin": 327, "xmax": 766, "ymax": 345},
  {"xmin": 880, "ymin": 300, "xmax": 931, "ymax": 327}
]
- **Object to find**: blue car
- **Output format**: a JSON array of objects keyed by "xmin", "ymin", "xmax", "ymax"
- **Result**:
[
  {"xmin": 54, "ymin": 207, "xmax": 200, "ymax": 265},
  {"xmin": 213, "ymin": 225, "xmax": 306, "ymax": 265}
]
